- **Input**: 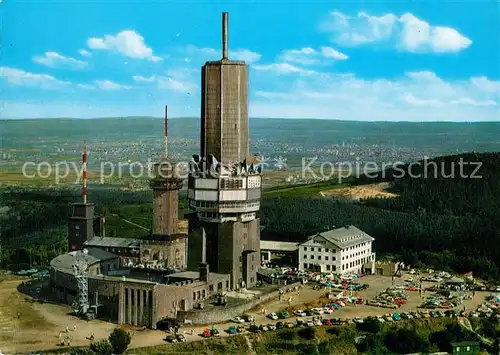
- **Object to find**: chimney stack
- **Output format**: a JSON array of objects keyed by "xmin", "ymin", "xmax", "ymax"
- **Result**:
[
  {"xmin": 222, "ymin": 12, "xmax": 228, "ymax": 59},
  {"xmin": 199, "ymin": 262, "xmax": 209, "ymax": 282}
]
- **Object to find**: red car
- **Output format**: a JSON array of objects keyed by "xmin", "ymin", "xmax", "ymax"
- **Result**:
[{"xmin": 322, "ymin": 319, "xmax": 332, "ymax": 326}]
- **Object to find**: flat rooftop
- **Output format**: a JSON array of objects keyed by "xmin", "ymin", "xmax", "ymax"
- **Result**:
[
  {"xmin": 260, "ymin": 240, "xmax": 298, "ymax": 252},
  {"xmin": 85, "ymin": 237, "xmax": 141, "ymax": 248}
]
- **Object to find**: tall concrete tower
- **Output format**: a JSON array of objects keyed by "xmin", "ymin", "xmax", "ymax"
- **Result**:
[
  {"xmin": 187, "ymin": 12, "xmax": 262, "ymax": 289},
  {"xmin": 201, "ymin": 11, "xmax": 249, "ymax": 166},
  {"xmin": 150, "ymin": 105, "xmax": 183, "ymax": 237}
]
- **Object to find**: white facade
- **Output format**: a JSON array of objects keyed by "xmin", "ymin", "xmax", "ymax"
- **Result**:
[
  {"xmin": 187, "ymin": 175, "xmax": 262, "ymax": 222},
  {"xmin": 298, "ymin": 227, "xmax": 375, "ymax": 274}
]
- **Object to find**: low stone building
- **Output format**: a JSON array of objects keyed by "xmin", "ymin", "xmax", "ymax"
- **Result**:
[{"xmin": 50, "ymin": 249, "xmax": 230, "ymax": 329}]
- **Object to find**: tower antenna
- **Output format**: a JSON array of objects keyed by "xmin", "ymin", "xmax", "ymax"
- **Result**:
[
  {"xmin": 222, "ymin": 12, "xmax": 228, "ymax": 59},
  {"xmin": 164, "ymin": 105, "xmax": 168, "ymax": 158},
  {"xmin": 82, "ymin": 139, "xmax": 87, "ymax": 204},
  {"xmin": 72, "ymin": 249, "xmax": 90, "ymax": 316}
]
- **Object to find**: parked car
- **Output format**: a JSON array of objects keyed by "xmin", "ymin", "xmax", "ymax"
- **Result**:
[
  {"xmin": 267, "ymin": 313, "xmax": 278, "ymax": 320},
  {"xmin": 277, "ymin": 311, "xmax": 290, "ymax": 319},
  {"xmin": 276, "ymin": 321, "xmax": 286, "ymax": 330},
  {"xmin": 249, "ymin": 325, "xmax": 261, "ymax": 333},
  {"xmin": 323, "ymin": 307, "xmax": 334, "ymax": 314},
  {"xmin": 322, "ymin": 319, "xmax": 332, "ymax": 326},
  {"xmin": 176, "ymin": 334, "xmax": 186, "ymax": 342},
  {"xmin": 234, "ymin": 316, "xmax": 245, "ymax": 323},
  {"xmin": 243, "ymin": 314, "xmax": 255, "ymax": 322},
  {"xmin": 268, "ymin": 324, "xmax": 277, "ymax": 331},
  {"xmin": 294, "ymin": 310, "xmax": 306, "ymax": 317},
  {"xmin": 353, "ymin": 317, "xmax": 364, "ymax": 324},
  {"xmin": 165, "ymin": 335, "xmax": 177, "ymax": 342},
  {"xmin": 227, "ymin": 326, "xmax": 238, "ymax": 335},
  {"xmin": 311, "ymin": 308, "xmax": 324, "ymax": 315}
]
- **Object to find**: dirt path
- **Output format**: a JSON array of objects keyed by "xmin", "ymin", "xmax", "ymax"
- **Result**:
[{"xmin": 109, "ymin": 213, "xmax": 149, "ymax": 231}]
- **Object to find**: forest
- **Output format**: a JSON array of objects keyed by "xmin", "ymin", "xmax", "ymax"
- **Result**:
[
  {"xmin": 1, "ymin": 152, "xmax": 499, "ymax": 280},
  {"xmin": 261, "ymin": 152, "xmax": 500, "ymax": 280}
]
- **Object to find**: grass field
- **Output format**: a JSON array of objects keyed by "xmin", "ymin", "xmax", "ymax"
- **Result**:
[
  {"xmin": 264, "ymin": 180, "xmax": 351, "ymax": 197},
  {"xmin": 0, "ymin": 274, "xmax": 53, "ymax": 346}
]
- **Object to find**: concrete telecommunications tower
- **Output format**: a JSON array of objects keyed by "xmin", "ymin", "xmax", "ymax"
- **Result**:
[{"xmin": 187, "ymin": 12, "xmax": 262, "ymax": 289}]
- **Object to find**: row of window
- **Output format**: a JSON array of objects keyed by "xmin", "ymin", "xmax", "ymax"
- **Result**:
[
  {"xmin": 190, "ymin": 200, "xmax": 260, "ymax": 208},
  {"xmin": 193, "ymin": 289, "xmax": 207, "ymax": 300},
  {"xmin": 220, "ymin": 179, "xmax": 244, "ymax": 189},
  {"xmin": 343, "ymin": 257, "xmax": 369, "ymax": 269},
  {"xmin": 342, "ymin": 249, "xmax": 369, "ymax": 260},
  {"xmin": 303, "ymin": 247, "xmax": 337, "ymax": 253},
  {"xmin": 303, "ymin": 255, "xmax": 336, "ymax": 261},
  {"xmin": 345, "ymin": 242, "xmax": 369, "ymax": 251},
  {"xmin": 303, "ymin": 263, "xmax": 337, "ymax": 271}
]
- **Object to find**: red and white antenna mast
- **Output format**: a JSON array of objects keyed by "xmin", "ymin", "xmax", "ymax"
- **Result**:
[
  {"xmin": 164, "ymin": 105, "xmax": 168, "ymax": 158},
  {"xmin": 82, "ymin": 139, "xmax": 87, "ymax": 204}
]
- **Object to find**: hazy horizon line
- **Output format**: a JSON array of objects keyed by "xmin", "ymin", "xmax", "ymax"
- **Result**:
[{"xmin": 1, "ymin": 116, "xmax": 499, "ymax": 124}]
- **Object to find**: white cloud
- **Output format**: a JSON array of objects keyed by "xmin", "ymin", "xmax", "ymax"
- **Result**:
[
  {"xmin": 132, "ymin": 75, "xmax": 156, "ymax": 83},
  {"xmin": 0, "ymin": 66, "xmax": 71, "ymax": 89},
  {"xmin": 470, "ymin": 76, "xmax": 500, "ymax": 93},
  {"xmin": 87, "ymin": 30, "xmax": 162, "ymax": 62},
  {"xmin": 253, "ymin": 63, "xmax": 317, "ymax": 75},
  {"xmin": 79, "ymin": 49, "xmax": 92, "ymax": 57},
  {"xmin": 229, "ymin": 49, "xmax": 262, "ymax": 63},
  {"xmin": 76, "ymin": 83, "xmax": 96, "ymax": 90},
  {"xmin": 251, "ymin": 70, "xmax": 499, "ymax": 121},
  {"xmin": 32, "ymin": 52, "xmax": 88, "ymax": 70},
  {"xmin": 279, "ymin": 47, "xmax": 348, "ymax": 65},
  {"xmin": 132, "ymin": 69, "xmax": 197, "ymax": 93},
  {"xmin": 94, "ymin": 79, "xmax": 131, "ymax": 90},
  {"xmin": 157, "ymin": 77, "xmax": 195, "ymax": 92},
  {"xmin": 321, "ymin": 11, "xmax": 472, "ymax": 53}
]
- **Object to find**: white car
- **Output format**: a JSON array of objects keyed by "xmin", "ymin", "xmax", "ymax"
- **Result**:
[
  {"xmin": 234, "ymin": 316, "xmax": 245, "ymax": 323},
  {"xmin": 294, "ymin": 310, "xmax": 306, "ymax": 317},
  {"xmin": 267, "ymin": 313, "xmax": 278, "ymax": 320},
  {"xmin": 323, "ymin": 307, "xmax": 333, "ymax": 314},
  {"xmin": 311, "ymin": 308, "xmax": 324, "ymax": 315}
]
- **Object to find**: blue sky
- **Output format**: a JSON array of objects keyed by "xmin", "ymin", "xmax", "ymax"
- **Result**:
[{"xmin": 1, "ymin": 0, "xmax": 499, "ymax": 121}]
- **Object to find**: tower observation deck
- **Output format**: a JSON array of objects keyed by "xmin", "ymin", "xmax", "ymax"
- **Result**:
[{"xmin": 187, "ymin": 12, "xmax": 262, "ymax": 289}]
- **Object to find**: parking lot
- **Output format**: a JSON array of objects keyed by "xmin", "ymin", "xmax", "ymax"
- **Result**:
[{"xmin": 242, "ymin": 272, "xmax": 491, "ymax": 324}]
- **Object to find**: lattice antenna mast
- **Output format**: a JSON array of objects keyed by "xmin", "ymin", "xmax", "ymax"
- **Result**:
[
  {"xmin": 82, "ymin": 139, "xmax": 87, "ymax": 204},
  {"xmin": 72, "ymin": 249, "xmax": 90, "ymax": 315}
]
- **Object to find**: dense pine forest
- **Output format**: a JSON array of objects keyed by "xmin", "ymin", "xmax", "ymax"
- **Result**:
[
  {"xmin": 261, "ymin": 152, "xmax": 500, "ymax": 280},
  {"xmin": 1, "ymin": 152, "xmax": 499, "ymax": 280}
]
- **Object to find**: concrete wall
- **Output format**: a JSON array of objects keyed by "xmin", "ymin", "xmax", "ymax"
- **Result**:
[
  {"xmin": 201, "ymin": 62, "xmax": 249, "ymax": 165},
  {"xmin": 153, "ymin": 273, "xmax": 230, "ymax": 324},
  {"xmin": 177, "ymin": 282, "xmax": 302, "ymax": 325},
  {"xmin": 152, "ymin": 184, "xmax": 181, "ymax": 236},
  {"xmin": 140, "ymin": 236, "xmax": 187, "ymax": 268}
]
